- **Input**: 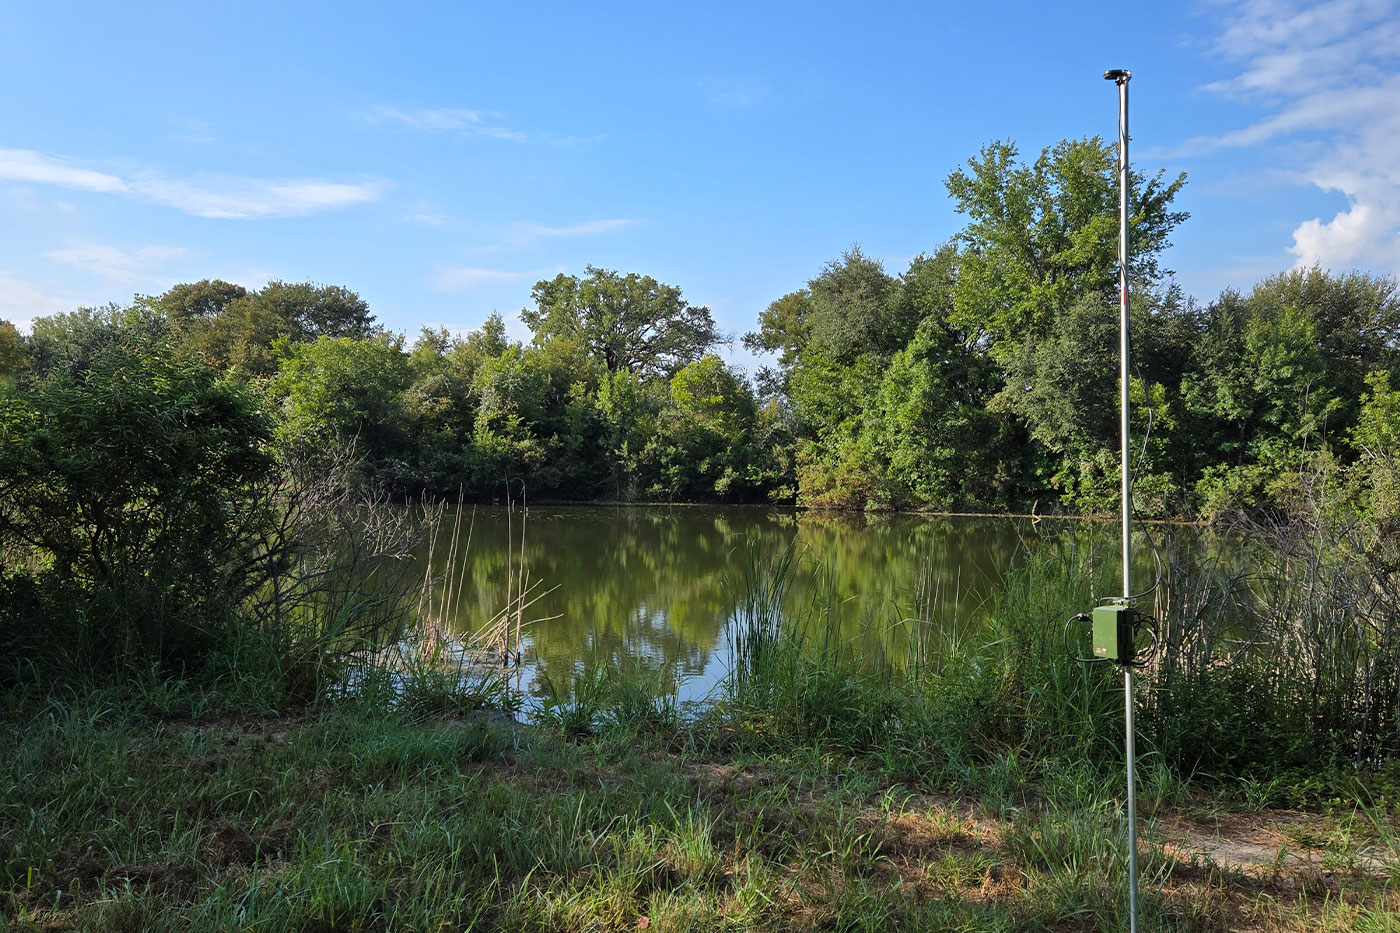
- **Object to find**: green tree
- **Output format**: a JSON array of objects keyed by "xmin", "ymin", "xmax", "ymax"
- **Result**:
[
  {"xmin": 139, "ymin": 278, "xmax": 248, "ymax": 323},
  {"xmin": 1177, "ymin": 270, "xmax": 1395, "ymax": 516},
  {"xmin": 1352, "ymin": 370, "xmax": 1400, "ymax": 531},
  {"xmin": 789, "ymin": 351, "xmax": 887, "ymax": 508},
  {"xmin": 946, "ymin": 137, "xmax": 1187, "ymax": 360},
  {"xmin": 272, "ymin": 335, "xmax": 412, "ymax": 484},
  {"xmin": 649, "ymin": 355, "xmax": 761, "ymax": 500},
  {"xmin": 249, "ymin": 280, "xmax": 376, "ymax": 341},
  {"xmin": 744, "ymin": 248, "xmax": 909, "ymax": 508},
  {"xmin": 471, "ymin": 345, "xmax": 553, "ymax": 489},
  {"xmin": 401, "ymin": 327, "xmax": 480, "ymax": 491},
  {"xmin": 595, "ymin": 368, "xmax": 661, "ymax": 499},
  {"xmin": 805, "ymin": 247, "xmax": 900, "ymax": 362},
  {"xmin": 146, "ymin": 279, "xmax": 379, "ymax": 376},
  {"xmin": 26, "ymin": 305, "xmax": 170, "ymax": 377},
  {"xmin": 522, "ymin": 266, "xmax": 720, "ymax": 378},
  {"xmin": 873, "ymin": 250, "xmax": 1015, "ymax": 508},
  {"xmin": 743, "ymin": 289, "xmax": 812, "ymax": 396},
  {"xmin": 1238, "ymin": 268, "xmax": 1400, "ymax": 431},
  {"xmin": 0, "ymin": 320, "xmax": 27, "ymax": 375}
]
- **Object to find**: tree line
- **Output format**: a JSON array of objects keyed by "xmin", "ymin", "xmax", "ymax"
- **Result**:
[{"xmin": 3, "ymin": 136, "xmax": 1400, "ymax": 523}]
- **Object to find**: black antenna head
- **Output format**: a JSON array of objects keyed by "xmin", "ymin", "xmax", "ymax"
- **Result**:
[{"xmin": 1103, "ymin": 69, "xmax": 1132, "ymax": 83}]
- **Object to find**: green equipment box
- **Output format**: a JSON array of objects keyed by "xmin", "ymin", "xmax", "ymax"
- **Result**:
[{"xmin": 1092, "ymin": 604, "xmax": 1137, "ymax": 663}]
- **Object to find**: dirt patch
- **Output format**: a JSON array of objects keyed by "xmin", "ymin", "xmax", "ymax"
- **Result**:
[
  {"xmin": 198, "ymin": 819, "xmax": 258, "ymax": 868},
  {"xmin": 44, "ymin": 851, "xmax": 106, "ymax": 894},
  {"xmin": 103, "ymin": 860, "xmax": 199, "ymax": 894},
  {"xmin": 683, "ymin": 760, "xmax": 777, "ymax": 795},
  {"xmin": 1159, "ymin": 810, "xmax": 1393, "ymax": 884}
]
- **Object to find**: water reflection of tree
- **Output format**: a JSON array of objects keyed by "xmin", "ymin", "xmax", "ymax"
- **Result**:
[
  {"xmin": 423, "ymin": 507, "xmax": 797, "ymax": 685},
  {"xmin": 418, "ymin": 506, "xmax": 1138, "ymax": 690}
]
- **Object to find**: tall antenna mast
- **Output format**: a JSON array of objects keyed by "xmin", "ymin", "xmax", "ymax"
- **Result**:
[{"xmin": 1103, "ymin": 66, "xmax": 1138, "ymax": 933}]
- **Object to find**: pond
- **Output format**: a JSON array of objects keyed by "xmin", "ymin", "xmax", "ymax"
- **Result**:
[{"xmin": 414, "ymin": 505, "xmax": 1157, "ymax": 707}]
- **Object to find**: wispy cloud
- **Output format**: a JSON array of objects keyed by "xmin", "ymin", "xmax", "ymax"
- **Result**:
[
  {"xmin": 699, "ymin": 74, "xmax": 774, "ymax": 109},
  {"xmin": 133, "ymin": 175, "xmax": 383, "ymax": 219},
  {"xmin": 511, "ymin": 218, "xmax": 639, "ymax": 238},
  {"xmin": 432, "ymin": 266, "xmax": 532, "ymax": 291},
  {"xmin": 169, "ymin": 118, "xmax": 218, "ymax": 146},
  {"xmin": 44, "ymin": 243, "xmax": 186, "ymax": 284},
  {"xmin": 540, "ymin": 133, "xmax": 609, "ymax": 149},
  {"xmin": 0, "ymin": 272, "xmax": 65, "ymax": 331},
  {"xmin": 1186, "ymin": 0, "xmax": 1400, "ymax": 271},
  {"xmin": 0, "ymin": 147, "xmax": 383, "ymax": 219},
  {"xmin": 364, "ymin": 106, "xmax": 527, "ymax": 141},
  {"xmin": 0, "ymin": 148, "xmax": 128, "ymax": 193}
]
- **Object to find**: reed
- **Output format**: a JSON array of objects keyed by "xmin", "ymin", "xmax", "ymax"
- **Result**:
[
  {"xmin": 714, "ymin": 523, "xmax": 1400, "ymax": 799},
  {"xmin": 357, "ymin": 485, "xmax": 558, "ymax": 714}
]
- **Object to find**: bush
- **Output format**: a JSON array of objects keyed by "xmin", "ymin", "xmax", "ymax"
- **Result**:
[{"xmin": 0, "ymin": 320, "xmax": 278, "ymax": 680}]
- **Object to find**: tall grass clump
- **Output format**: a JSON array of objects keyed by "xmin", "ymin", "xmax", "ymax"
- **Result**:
[
  {"xmin": 717, "ymin": 531, "xmax": 1136, "ymax": 778},
  {"xmin": 720, "ymin": 539, "xmax": 906, "ymax": 754},
  {"xmin": 954, "ymin": 514, "xmax": 1400, "ymax": 789},
  {"xmin": 950, "ymin": 534, "xmax": 1125, "ymax": 766},
  {"xmin": 1147, "ymin": 502, "xmax": 1400, "ymax": 782},
  {"xmin": 716, "ymin": 520, "xmax": 1400, "ymax": 795}
]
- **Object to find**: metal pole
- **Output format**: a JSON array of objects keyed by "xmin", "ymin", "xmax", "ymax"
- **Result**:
[{"xmin": 1104, "ymin": 66, "xmax": 1137, "ymax": 933}]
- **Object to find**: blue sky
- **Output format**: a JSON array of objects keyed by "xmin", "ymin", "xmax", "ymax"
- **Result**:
[{"xmin": 2, "ymin": 0, "xmax": 1397, "ymax": 372}]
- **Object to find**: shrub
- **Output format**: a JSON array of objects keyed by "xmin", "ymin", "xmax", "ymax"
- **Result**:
[{"xmin": 0, "ymin": 320, "xmax": 277, "ymax": 680}]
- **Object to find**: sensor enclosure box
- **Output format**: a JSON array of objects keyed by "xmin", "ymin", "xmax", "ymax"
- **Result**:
[{"xmin": 1092, "ymin": 604, "xmax": 1138, "ymax": 663}]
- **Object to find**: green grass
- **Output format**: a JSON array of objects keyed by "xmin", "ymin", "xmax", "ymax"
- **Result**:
[{"xmin": 2, "ymin": 683, "xmax": 1396, "ymax": 933}]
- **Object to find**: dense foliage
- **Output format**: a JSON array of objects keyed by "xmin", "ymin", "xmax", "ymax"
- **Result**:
[
  {"xmin": 0, "ymin": 307, "xmax": 426, "ymax": 688},
  {"xmin": 0, "ymin": 309, "xmax": 279, "ymax": 676},
  {"xmin": 3, "ymin": 136, "xmax": 1399, "ymax": 523}
]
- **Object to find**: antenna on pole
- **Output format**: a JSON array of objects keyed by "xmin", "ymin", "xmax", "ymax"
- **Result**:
[{"xmin": 1104, "ymin": 65, "xmax": 1139, "ymax": 933}]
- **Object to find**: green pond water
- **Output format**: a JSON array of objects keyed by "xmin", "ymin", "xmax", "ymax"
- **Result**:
[{"xmin": 416, "ymin": 505, "xmax": 1147, "ymax": 706}]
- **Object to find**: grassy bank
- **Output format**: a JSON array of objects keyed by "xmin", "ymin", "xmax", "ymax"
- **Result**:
[
  {"xmin": 5, "ymin": 509, "xmax": 1400, "ymax": 930},
  {"xmin": 1, "ymin": 686, "xmax": 1397, "ymax": 933}
]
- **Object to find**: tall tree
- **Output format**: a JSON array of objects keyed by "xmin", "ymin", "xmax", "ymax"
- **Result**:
[
  {"xmin": 805, "ymin": 247, "xmax": 899, "ymax": 363},
  {"xmin": 743, "ymin": 289, "xmax": 812, "ymax": 397},
  {"xmin": 522, "ymin": 266, "xmax": 720, "ymax": 379},
  {"xmin": 139, "ymin": 279, "xmax": 248, "ymax": 323},
  {"xmin": 650, "ymin": 355, "xmax": 761, "ymax": 500},
  {"xmin": 743, "ymin": 247, "xmax": 902, "ymax": 381},
  {"xmin": 144, "ymin": 280, "xmax": 378, "ymax": 376},
  {"xmin": 873, "ymin": 248, "xmax": 1017, "ymax": 508},
  {"xmin": 0, "ymin": 320, "xmax": 26, "ymax": 375},
  {"xmin": 1178, "ymin": 268, "xmax": 1400, "ymax": 516},
  {"xmin": 946, "ymin": 137, "xmax": 1187, "ymax": 360},
  {"xmin": 250, "ymin": 281, "xmax": 376, "ymax": 342}
]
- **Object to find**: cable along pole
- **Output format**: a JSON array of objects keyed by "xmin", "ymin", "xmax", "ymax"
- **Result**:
[{"xmin": 1103, "ymin": 66, "xmax": 1139, "ymax": 933}]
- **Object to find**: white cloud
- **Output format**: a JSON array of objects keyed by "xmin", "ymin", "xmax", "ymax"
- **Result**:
[
  {"xmin": 1192, "ymin": 0, "xmax": 1400, "ymax": 271},
  {"xmin": 0, "ymin": 148, "xmax": 128, "ymax": 193},
  {"xmin": 432, "ymin": 267, "xmax": 531, "ymax": 291},
  {"xmin": 0, "ymin": 147, "xmax": 383, "ymax": 219},
  {"xmin": 0, "ymin": 273, "xmax": 65, "ymax": 331},
  {"xmin": 131, "ymin": 175, "xmax": 382, "ymax": 219},
  {"xmin": 44, "ymin": 244, "xmax": 186, "ymax": 284},
  {"xmin": 364, "ymin": 106, "xmax": 527, "ymax": 141},
  {"xmin": 512, "ymin": 218, "xmax": 639, "ymax": 238},
  {"xmin": 541, "ymin": 133, "xmax": 608, "ymax": 149}
]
